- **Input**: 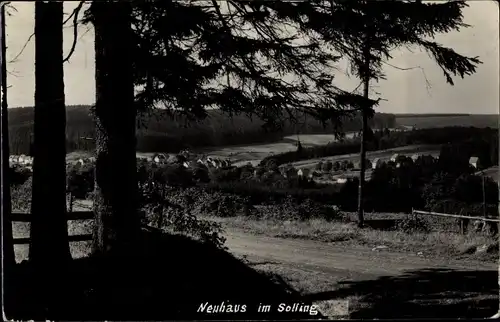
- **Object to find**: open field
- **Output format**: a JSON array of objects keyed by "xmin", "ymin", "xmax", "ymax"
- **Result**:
[
  {"xmin": 65, "ymin": 133, "xmax": 356, "ymax": 166},
  {"xmin": 201, "ymin": 133, "xmax": 355, "ymax": 165},
  {"xmin": 395, "ymin": 114, "xmax": 499, "ymax": 129}
]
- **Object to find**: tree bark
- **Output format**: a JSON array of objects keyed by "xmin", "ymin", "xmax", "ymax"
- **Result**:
[
  {"xmin": 356, "ymin": 43, "xmax": 370, "ymax": 228},
  {"xmin": 91, "ymin": 1, "xmax": 140, "ymax": 257},
  {"xmin": 29, "ymin": 0, "xmax": 71, "ymax": 265},
  {"xmin": 1, "ymin": 4, "xmax": 16, "ymax": 318}
]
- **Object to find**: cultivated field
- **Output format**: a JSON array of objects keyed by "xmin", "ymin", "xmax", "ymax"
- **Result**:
[
  {"xmin": 395, "ymin": 114, "xmax": 499, "ymax": 129},
  {"xmin": 65, "ymin": 133, "xmax": 356, "ymax": 167},
  {"xmin": 201, "ymin": 133, "xmax": 355, "ymax": 165}
]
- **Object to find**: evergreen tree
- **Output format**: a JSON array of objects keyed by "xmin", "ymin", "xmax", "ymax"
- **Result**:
[
  {"xmin": 78, "ymin": 0, "xmax": 481, "ymax": 246},
  {"xmin": 1, "ymin": 3, "xmax": 15, "ymax": 318},
  {"xmin": 28, "ymin": 1, "xmax": 71, "ymax": 314},
  {"xmin": 80, "ymin": 0, "xmax": 365, "ymax": 254},
  {"xmin": 87, "ymin": 0, "xmax": 140, "ymax": 256},
  {"xmin": 266, "ymin": 0, "xmax": 480, "ymax": 226},
  {"xmin": 29, "ymin": 0, "xmax": 71, "ymax": 267}
]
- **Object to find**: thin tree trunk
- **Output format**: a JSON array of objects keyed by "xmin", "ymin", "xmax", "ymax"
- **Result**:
[
  {"xmin": 91, "ymin": 1, "xmax": 140, "ymax": 257},
  {"xmin": 1, "ymin": 4, "xmax": 16, "ymax": 318},
  {"xmin": 356, "ymin": 44, "xmax": 370, "ymax": 228},
  {"xmin": 29, "ymin": 0, "xmax": 71, "ymax": 265}
]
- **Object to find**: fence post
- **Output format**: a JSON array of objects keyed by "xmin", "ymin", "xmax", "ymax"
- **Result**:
[{"xmin": 67, "ymin": 192, "xmax": 73, "ymax": 213}]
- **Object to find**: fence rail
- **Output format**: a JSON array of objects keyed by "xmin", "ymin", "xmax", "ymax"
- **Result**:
[
  {"xmin": 11, "ymin": 210, "xmax": 161, "ymax": 245},
  {"xmin": 411, "ymin": 209, "xmax": 500, "ymax": 223},
  {"xmin": 13, "ymin": 234, "xmax": 93, "ymax": 245},
  {"xmin": 11, "ymin": 211, "xmax": 94, "ymax": 222},
  {"xmin": 12, "ymin": 210, "xmax": 94, "ymax": 245}
]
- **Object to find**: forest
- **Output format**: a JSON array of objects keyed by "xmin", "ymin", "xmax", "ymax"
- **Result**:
[{"xmin": 8, "ymin": 105, "xmax": 397, "ymax": 154}]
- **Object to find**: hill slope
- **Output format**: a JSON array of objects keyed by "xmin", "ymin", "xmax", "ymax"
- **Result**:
[
  {"xmin": 7, "ymin": 105, "xmax": 396, "ymax": 155},
  {"xmin": 395, "ymin": 114, "xmax": 498, "ymax": 129}
]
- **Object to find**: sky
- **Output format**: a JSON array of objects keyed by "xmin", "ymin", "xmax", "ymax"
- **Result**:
[{"xmin": 3, "ymin": 1, "xmax": 499, "ymax": 114}]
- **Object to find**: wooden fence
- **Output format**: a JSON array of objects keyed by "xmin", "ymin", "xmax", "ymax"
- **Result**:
[
  {"xmin": 12, "ymin": 210, "xmax": 94, "ymax": 245},
  {"xmin": 412, "ymin": 208, "xmax": 500, "ymax": 234},
  {"xmin": 412, "ymin": 209, "xmax": 500, "ymax": 223}
]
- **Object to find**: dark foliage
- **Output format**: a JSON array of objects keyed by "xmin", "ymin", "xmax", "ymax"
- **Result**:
[
  {"xmin": 67, "ymin": 163, "xmax": 95, "ymax": 199},
  {"xmin": 9, "ymin": 166, "xmax": 32, "ymax": 186}
]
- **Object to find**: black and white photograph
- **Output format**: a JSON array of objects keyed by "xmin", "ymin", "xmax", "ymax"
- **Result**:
[{"xmin": 1, "ymin": 0, "xmax": 499, "ymax": 320}]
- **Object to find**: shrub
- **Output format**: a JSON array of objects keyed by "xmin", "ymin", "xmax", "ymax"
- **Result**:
[
  {"xmin": 197, "ymin": 192, "xmax": 257, "ymax": 218},
  {"xmin": 322, "ymin": 161, "xmax": 333, "ymax": 172},
  {"xmin": 139, "ymin": 181, "xmax": 226, "ymax": 249},
  {"xmin": 397, "ymin": 214, "xmax": 431, "ymax": 233},
  {"xmin": 67, "ymin": 164, "xmax": 95, "ymax": 199},
  {"xmin": 253, "ymin": 196, "xmax": 341, "ymax": 221},
  {"xmin": 11, "ymin": 177, "xmax": 33, "ymax": 212},
  {"xmin": 211, "ymin": 167, "xmax": 241, "ymax": 183}
]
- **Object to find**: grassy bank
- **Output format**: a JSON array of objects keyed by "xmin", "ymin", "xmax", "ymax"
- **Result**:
[{"xmin": 206, "ymin": 215, "xmax": 498, "ymax": 263}]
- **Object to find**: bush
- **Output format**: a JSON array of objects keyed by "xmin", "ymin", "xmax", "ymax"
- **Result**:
[
  {"xmin": 253, "ymin": 196, "xmax": 341, "ymax": 221},
  {"xmin": 210, "ymin": 167, "xmax": 241, "ymax": 183},
  {"xmin": 322, "ymin": 161, "xmax": 333, "ymax": 172},
  {"xmin": 197, "ymin": 192, "xmax": 257, "ymax": 218},
  {"xmin": 139, "ymin": 181, "xmax": 226, "ymax": 249},
  {"xmin": 67, "ymin": 164, "xmax": 95, "ymax": 199},
  {"xmin": 11, "ymin": 177, "xmax": 32, "ymax": 212},
  {"xmin": 397, "ymin": 214, "xmax": 431, "ymax": 233}
]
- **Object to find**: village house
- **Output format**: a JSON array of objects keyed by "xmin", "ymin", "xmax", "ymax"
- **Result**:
[
  {"xmin": 183, "ymin": 161, "xmax": 194, "ymax": 168},
  {"xmin": 18, "ymin": 154, "xmax": 26, "ymax": 164},
  {"xmin": 372, "ymin": 158, "xmax": 383, "ymax": 169},
  {"xmin": 469, "ymin": 156, "xmax": 480, "ymax": 169},
  {"xmin": 153, "ymin": 153, "xmax": 167, "ymax": 164},
  {"xmin": 297, "ymin": 168, "xmax": 310, "ymax": 178},
  {"xmin": 336, "ymin": 176, "xmax": 348, "ymax": 184}
]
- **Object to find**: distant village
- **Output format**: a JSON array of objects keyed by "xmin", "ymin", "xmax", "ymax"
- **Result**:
[{"xmin": 9, "ymin": 149, "xmax": 495, "ymax": 185}]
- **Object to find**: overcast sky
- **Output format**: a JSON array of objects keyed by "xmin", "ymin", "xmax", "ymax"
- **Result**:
[{"xmin": 3, "ymin": 1, "xmax": 499, "ymax": 114}]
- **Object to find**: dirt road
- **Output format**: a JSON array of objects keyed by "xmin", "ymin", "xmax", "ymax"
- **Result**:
[
  {"xmin": 222, "ymin": 229, "xmax": 499, "ymax": 318},
  {"xmin": 223, "ymin": 229, "xmax": 496, "ymax": 277}
]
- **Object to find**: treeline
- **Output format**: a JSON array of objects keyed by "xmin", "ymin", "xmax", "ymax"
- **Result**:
[
  {"xmin": 261, "ymin": 126, "xmax": 499, "ymax": 168},
  {"xmin": 8, "ymin": 105, "xmax": 396, "ymax": 155}
]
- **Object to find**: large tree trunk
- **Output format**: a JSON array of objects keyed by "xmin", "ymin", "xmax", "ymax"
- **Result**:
[
  {"xmin": 1, "ymin": 4, "xmax": 15, "ymax": 318},
  {"xmin": 29, "ymin": 0, "xmax": 70, "ymax": 265},
  {"xmin": 91, "ymin": 1, "xmax": 140, "ymax": 257}
]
